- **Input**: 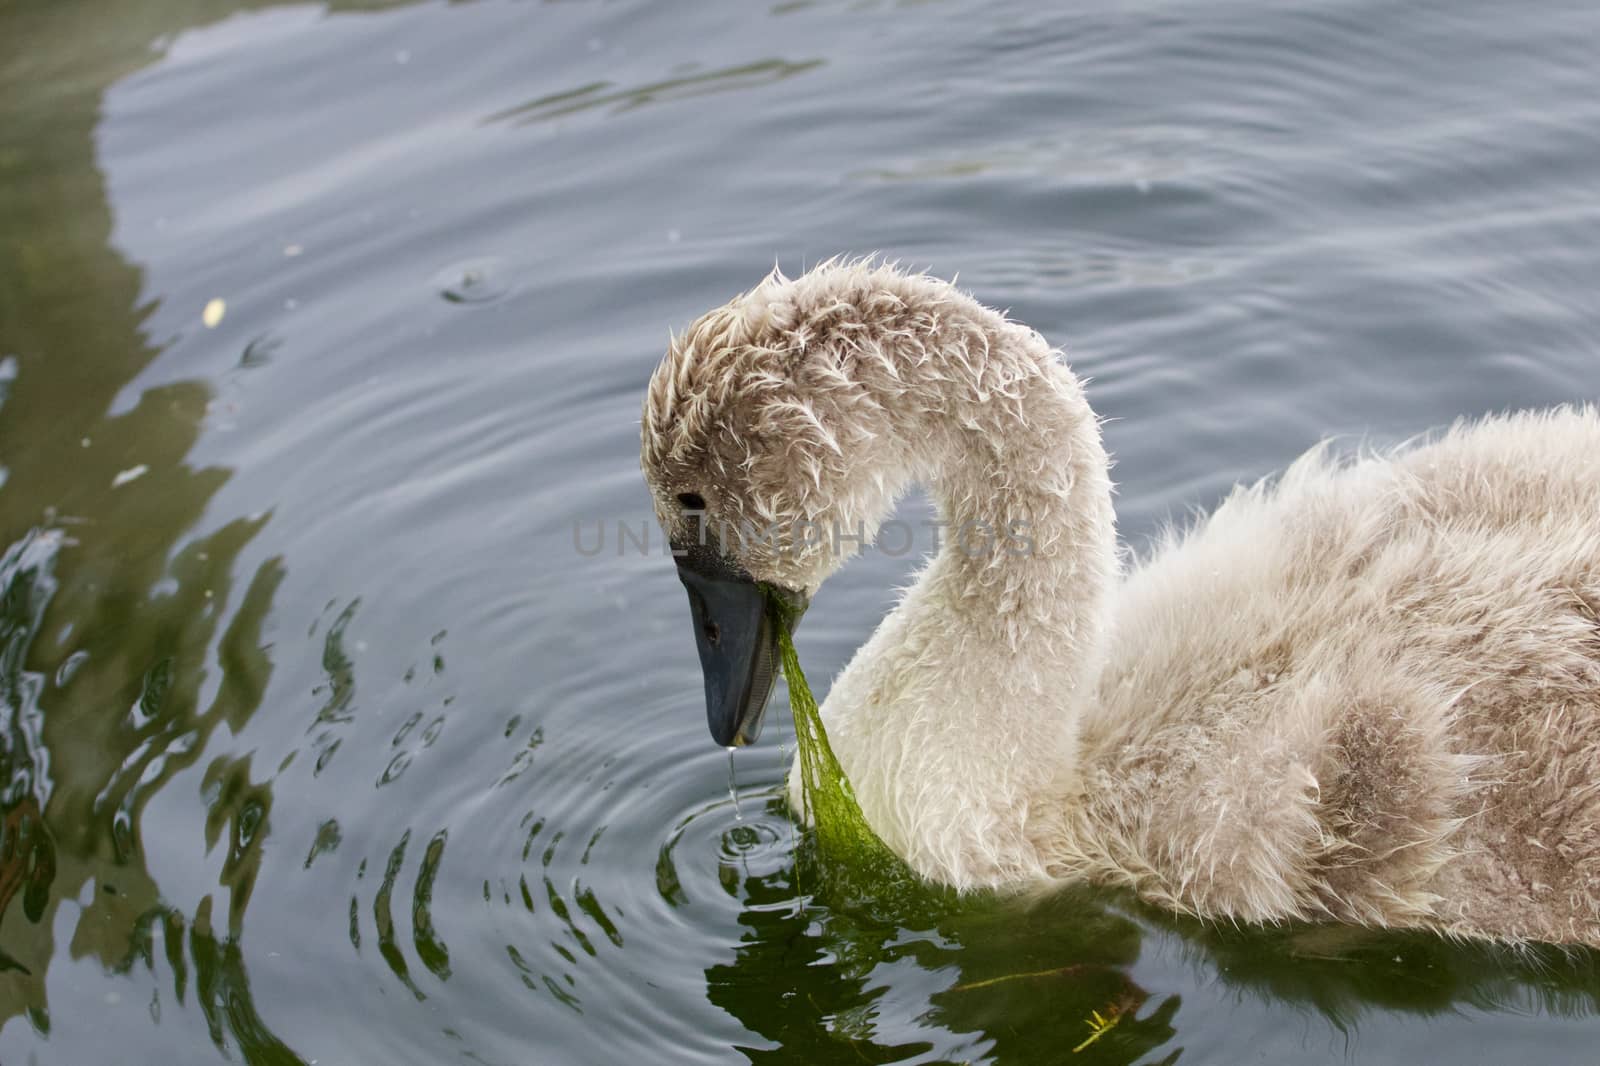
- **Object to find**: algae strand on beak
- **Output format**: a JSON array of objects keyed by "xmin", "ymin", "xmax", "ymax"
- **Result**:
[{"xmin": 767, "ymin": 590, "xmax": 914, "ymax": 891}]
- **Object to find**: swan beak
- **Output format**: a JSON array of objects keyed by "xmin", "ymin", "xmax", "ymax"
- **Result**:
[{"xmin": 672, "ymin": 537, "xmax": 807, "ymax": 747}]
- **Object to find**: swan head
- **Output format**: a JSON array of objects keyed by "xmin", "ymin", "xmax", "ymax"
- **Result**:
[{"xmin": 641, "ymin": 261, "xmax": 956, "ymax": 745}]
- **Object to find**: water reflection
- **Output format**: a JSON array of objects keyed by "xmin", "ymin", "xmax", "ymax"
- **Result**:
[
  {"xmin": 0, "ymin": 452, "xmax": 293, "ymax": 1052},
  {"xmin": 694, "ymin": 793, "xmax": 1172, "ymax": 1063},
  {"xmin": 113, "ymin": 897, "xmax": 305, "ymax": 1065},
  {"xmin": 0, "ymin": 532, "xmax": 62, "ymax": 977},
  {"xmin": 685, "ymin": 793, "xmax": 1600, "ymax": 1063},
  {"xmin": 0, "ymin": 0, "xmax": 345, "ymax": 1052},
  {"xmin": 485, "ymin": 58, "xmax": 825, "ymax": 126},
  {"xmin": 1179, "ymin": 919, "xmax": 1600, "ymax": 1034},
  {"xmin": 5, "ymin": 0, "xmax": 1600, "ymax": 1061}
]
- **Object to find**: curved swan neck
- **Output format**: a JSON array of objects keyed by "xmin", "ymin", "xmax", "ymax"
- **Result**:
[
  {"xmin": 922, "ymin": 336, "xmax": 1117, "ymax": 681},
  {"xmin": 905, "ymin": 321, "xmax": 1118, "ymax": 752},
  {"xmin": 819, "ymin": 290, "xmax": 1118, "ymax": 886}
]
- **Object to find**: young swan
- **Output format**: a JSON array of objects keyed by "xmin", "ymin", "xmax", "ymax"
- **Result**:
[{"xmin": 641, "ymin": 260, "xmax": 1600, "ymax": 946}]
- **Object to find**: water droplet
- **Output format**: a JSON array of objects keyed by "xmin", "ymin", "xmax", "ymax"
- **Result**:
[
  {"xmin": 718, "ymin": 819, "xmax": 783, "ymax": 861},
  {"xmin": 434, "ymin": 258, "xmax": 509, "ymax": 305}
]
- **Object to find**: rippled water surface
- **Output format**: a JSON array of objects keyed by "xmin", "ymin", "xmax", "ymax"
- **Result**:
[{"xmin": 4, "ymin": 1, "xmax": 1600, "ymax": 1062}]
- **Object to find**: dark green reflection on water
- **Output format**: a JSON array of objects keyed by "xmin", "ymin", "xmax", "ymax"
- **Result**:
[
  {"xmin": 0, "ymin": 1, "xmax": 411, "ymax": 1057},
  {"xmin": 705, "ymin": 796, "xmax": 1600, "ymax": 1064},
  {"xmin": 705, "ymin": 796, "xmax": 1170, "ymax": 1064},
  {"xmin": 0, "ymin": 533, "xmax": 61, "ymax": 974},
  {"xmin": 1178, "ymin": 919, "xmax": 1600, "ymax": 1032},
  {"xmin": 113, "ymin": 897, "xmax": 302, "ymax": 1066}
]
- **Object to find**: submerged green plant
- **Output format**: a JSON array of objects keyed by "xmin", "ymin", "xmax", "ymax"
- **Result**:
[
  {"xmin": 766, "ymin": 590, "xmax": 934, "ymax": 909},
  {"xmin": 1072, "ymin": 1006, "xmax": 1122, "ymax": 1053}
]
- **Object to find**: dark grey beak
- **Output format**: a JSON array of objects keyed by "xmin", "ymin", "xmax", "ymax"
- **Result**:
[{"xmin": 672, "ymin": 535, "xmax": 807, "ymax": 746}]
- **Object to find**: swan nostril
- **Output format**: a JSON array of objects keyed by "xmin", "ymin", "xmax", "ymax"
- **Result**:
[{"xmin": 703, "ymin": 620, "xmax": 721, "ymax": 647}]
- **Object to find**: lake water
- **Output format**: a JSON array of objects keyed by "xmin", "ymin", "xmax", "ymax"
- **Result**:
[{"xmin": 3, "ymin": 0, "xmax": 1600, "ymax": 1062}]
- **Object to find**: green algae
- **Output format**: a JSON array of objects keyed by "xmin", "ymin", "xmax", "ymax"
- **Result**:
[{"xmin": 765, "ymin": 590, "xmax": 943, "ymax": 911}]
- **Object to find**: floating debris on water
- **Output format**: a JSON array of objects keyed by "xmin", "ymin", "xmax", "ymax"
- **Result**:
[
  {"xmin": 1073, "ymin": 1006, "xmax": 1123, "ymax": 1053},
  {"xmin": 434, "ymin": 258, "xmax": 509, "ymax": 305},
  {"xmin": 111, "ymin": 465, "xmax": 149, "ymax": 489}
]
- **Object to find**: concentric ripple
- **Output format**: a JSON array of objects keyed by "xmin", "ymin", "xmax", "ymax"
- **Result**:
[{"xmin": 656, "ymin": 787, "xmax": 799, "ymax": 913}]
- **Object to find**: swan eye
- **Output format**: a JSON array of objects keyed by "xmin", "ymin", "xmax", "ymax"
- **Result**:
[{"xmin": 677, "ymin": 492, "xmax": 706, "ymax": 512}]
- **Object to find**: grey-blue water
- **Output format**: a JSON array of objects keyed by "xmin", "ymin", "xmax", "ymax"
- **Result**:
[{"xmin": 3, "ymin": 1, "xmax": 1599, "ymax": 1062}]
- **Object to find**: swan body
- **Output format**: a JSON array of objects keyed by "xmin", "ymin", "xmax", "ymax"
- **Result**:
[{"xmin": 641, "ymin": 260, "xmax": 1600, "ymax": 945}]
